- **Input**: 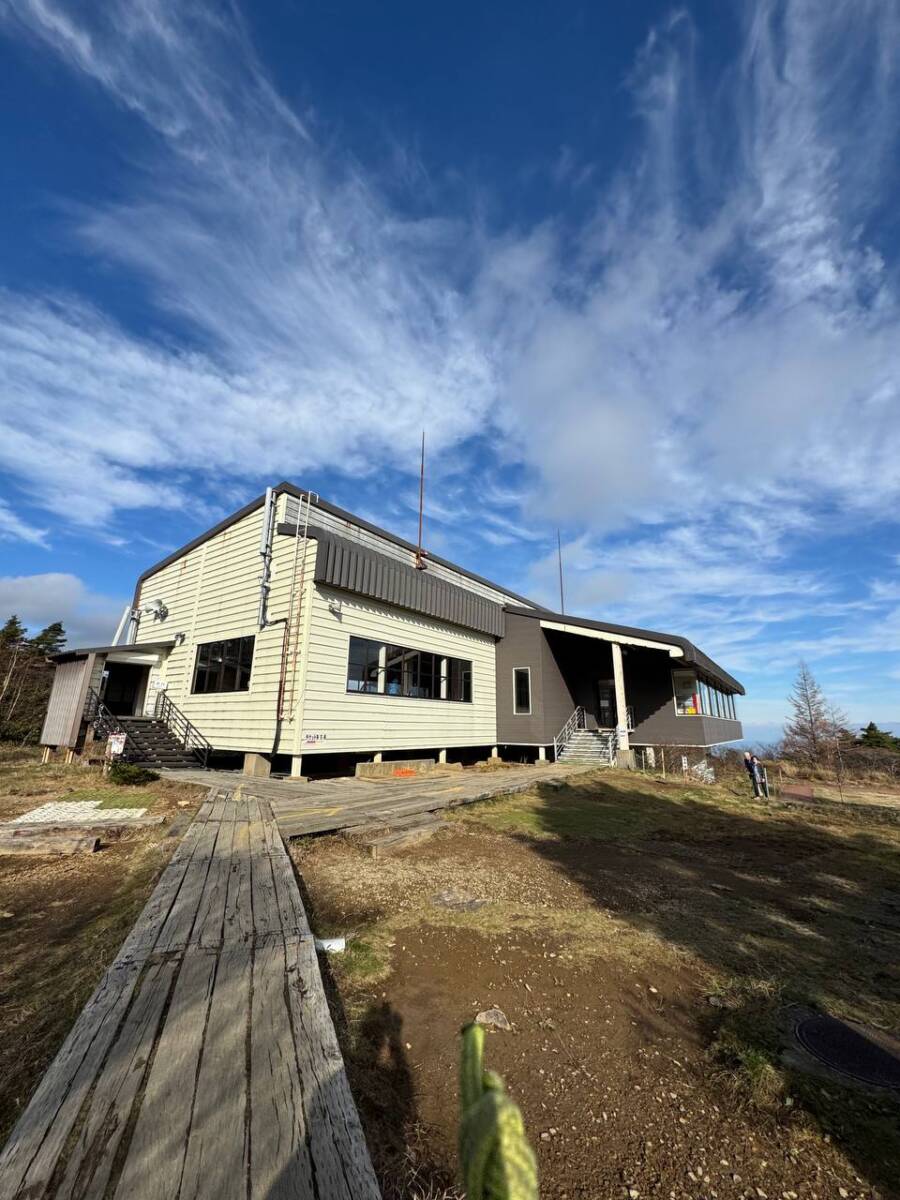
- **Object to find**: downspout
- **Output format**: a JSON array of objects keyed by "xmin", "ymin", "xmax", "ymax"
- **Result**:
[{"xmin": 257, "ymin": 486, "xmax": 276, "ymax": 629}]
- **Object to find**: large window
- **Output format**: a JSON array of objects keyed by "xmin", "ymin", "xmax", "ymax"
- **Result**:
[
  {"xmin": 672, "ymin": 669, "xmax": 700, "ymax": 716},
  {"xmin": 347, "ymin": 638, "xmax": 381, "ymax": 693},
  {"xmin": 347, "ymin": 636, "xmax": 472, "ymax": 702},
  {"xmin": 513, "ymin": 667, "xmax": 531, "ymax": 715},
  {"xmin": 673, "ymin": 669, "xmax": 738, "ymax": 720},
  {"xmin": 192, "ymin": 636, "xmax": 254, "ymax": 694}
]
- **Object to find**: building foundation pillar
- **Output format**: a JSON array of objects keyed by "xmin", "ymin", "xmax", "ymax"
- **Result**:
[
  {"xmin": 290, "ymin": 755, "xmax": 305, "ymax": 778},
  {"xmin": 537, "ymin": 745, "xmax": 547, "ymax": 761},
  {"xmin": 243, "ymin": 752, "xmax": 271, "ymax": 778},
  {"xmin": 438, "ymin": 749, "xmax": 448, "ymax": 764}
]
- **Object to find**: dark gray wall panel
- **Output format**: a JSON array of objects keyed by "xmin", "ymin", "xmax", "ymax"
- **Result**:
[{"xmin": 627, "ymin": 648, "xmax": 742, "ymax": 745}]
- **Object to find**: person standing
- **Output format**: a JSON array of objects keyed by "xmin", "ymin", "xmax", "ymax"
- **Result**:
[{"xmin": 744, "ymin": 751, "xmax": 765, "ymax": 797}]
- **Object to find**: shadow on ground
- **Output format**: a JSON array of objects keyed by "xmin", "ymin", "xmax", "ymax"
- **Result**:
[
  {"xmin": 517, "ymin": 774, "xmax": 900, "ymax": 1197},
  {"xmin": 301, "ymin": 874, "xmax": 458, "ymax": 1200}
]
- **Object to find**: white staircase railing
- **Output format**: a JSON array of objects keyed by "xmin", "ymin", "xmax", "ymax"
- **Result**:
[{"xmin": 553, "ymin": 706, "xmax": 586, "ymax": 761}]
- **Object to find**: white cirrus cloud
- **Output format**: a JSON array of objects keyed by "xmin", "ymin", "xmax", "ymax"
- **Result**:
[{"xmin": 0, "ymin": 0, "xmax": 899, "ymax": 724}]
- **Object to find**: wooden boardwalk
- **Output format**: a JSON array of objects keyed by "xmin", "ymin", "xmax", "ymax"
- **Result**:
[
  {"xmin": 0, "ymin": 789, "xmax": 381, "ymax": 1200},
  {"xmin": 238, "ymin": 762, "xmax": 594, "ymax": 838}
]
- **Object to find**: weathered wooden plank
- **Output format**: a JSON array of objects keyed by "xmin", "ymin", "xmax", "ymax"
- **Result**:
[
  {"xmin": 0, "ymin": 961, "xmax": 141, "ymax": 1200},
  {"xmin": 260, "ymin": 808, "xmax": 312, "ymax": 938},
  {"xmin": 179, "ymin": 943, "xmax": 251, "ymax": 1200},
  {"xmin": 192, "ymin": 818, "xmax": 236, "ymax": 948},
  {"xmin": 55, "ymin": 958, "xmax": 179, "ymax": 1200},
  {"xmin": 247, "ymin": 802, "xmax": 283, "ymax": 939},
  {"xmin": 223, "ymin": 801, "xmax": 254, "ymax": 946},
  {"xmin": 0, "ymin": 830, "xmax": 100, "ymax": 856},
  {"xmin": 248, "ymin": 937, "xmax": 316, "ymax": 1200},
  {"xmin": 118, "ymin": 820, "xmax": 212, "ymax": 964},
  {"xmin": 112, "ymin": 948, "xmax": 218, "ymax": 1200},
  {"xmin": 153, "ymin": 818, "xmax": 220, "ymax": 952},
  {"xmin": 286, "ymin": 939, "xmax": 381, "ymax": 1200}
]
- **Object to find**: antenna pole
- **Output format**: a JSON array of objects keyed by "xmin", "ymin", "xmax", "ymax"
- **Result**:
[
  {"xmin": 415, "ymin": 431, "xmax": 426, "ymax": 569},
  {"xmin": 557, "ymin": 529, "xmax": 565, "ymax": 615}
]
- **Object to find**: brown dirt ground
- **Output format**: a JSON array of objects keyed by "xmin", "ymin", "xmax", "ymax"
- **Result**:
[
  {"xmin": 293, "ymin": 772, "xmax": 900, "ymax": 1200},
  {"xmin": 0, "ymin": 752, "xmax": 206, "ymax": 1142}
]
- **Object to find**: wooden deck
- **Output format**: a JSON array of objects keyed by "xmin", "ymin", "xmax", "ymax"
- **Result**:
[
  {"xmin": 0, "ymin": 788, "xmax": 381, "ymax": 1200},
  {"xmin": 238, "ymin": 762, "xmax": 595, "ymax": 838}
]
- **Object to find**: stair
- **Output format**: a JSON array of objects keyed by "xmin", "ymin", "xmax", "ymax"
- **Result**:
[
  {"xmin": 116, "ymin": 717, "xmax": 204, "ymax": 769},
  {"xmin": 557, "ymin": 729, "xmax": 617, "ymax": 766}
]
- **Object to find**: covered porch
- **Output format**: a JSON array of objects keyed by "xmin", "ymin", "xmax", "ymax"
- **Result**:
[
  {"xmin": 496, "ymin": 608, "xmax": 743, "ymax": 762},
  {"xmin": 40, "ymin": 641, "xmax": 174, "ymax": 757}
]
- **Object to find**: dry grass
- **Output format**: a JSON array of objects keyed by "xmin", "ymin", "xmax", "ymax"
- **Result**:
[
  {"xmin": 298, "ymin": 768, "xmax": 900, "ymax": 1194},
  {"xmin": 0, "ymin": 747, "xmax": 204, "ymax": 1142}
]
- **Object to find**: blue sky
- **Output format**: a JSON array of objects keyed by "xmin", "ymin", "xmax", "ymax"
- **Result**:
[{"xmin": 1, "ymin": 0, "xmax": 899, "ymax": 746}]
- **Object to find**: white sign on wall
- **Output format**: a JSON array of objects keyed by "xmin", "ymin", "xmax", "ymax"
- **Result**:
[{"xmin": 303, "ymin": 732, "xmax": 327, "ymax": 746}]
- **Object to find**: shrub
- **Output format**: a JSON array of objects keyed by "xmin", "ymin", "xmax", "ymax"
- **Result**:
[{"xmin": 108, "ymin": 762, "xmax": 160, "ymax": 786}]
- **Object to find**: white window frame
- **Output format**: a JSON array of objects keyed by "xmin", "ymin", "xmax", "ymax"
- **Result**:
[{"xmin": 512, "ymin": 666, "xmax": 532, "ymax": 715}]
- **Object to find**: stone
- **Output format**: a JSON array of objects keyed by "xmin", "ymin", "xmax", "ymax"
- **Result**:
[
  {"xmin": 475, "ymin": 1007, "xmax": 511, "ymax": 1031},
  {"xmin": 432, "ymin": 890, "xmax": 489, "ymax": 912}
]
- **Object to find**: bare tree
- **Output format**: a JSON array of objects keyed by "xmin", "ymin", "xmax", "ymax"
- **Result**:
[{"xmin": 782, "ymin": 662, "xmax": 847, "ymax": 768}]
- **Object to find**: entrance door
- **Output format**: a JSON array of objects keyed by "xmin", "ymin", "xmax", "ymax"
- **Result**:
[
  {"xmin": 596, "ymin": 680, "xmax": 617, "ymax": 729},
  {"xmin": 101, "ymin": 663, "xmax": 148, "ymax": 716}
]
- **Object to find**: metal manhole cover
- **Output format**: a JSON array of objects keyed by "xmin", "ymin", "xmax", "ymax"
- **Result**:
[{"xmin": 795, "ymin": 1015, "xmax": 900, "ymax": 1090}]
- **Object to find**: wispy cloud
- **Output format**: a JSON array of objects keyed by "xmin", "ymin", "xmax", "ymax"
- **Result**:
[
  {"xmin": 1, "ymin": 0, "xmax": 900, "ymax": 724},
  {"xmin": 0, "ymin": 499, "xmax": 48, "ymax": 546}
]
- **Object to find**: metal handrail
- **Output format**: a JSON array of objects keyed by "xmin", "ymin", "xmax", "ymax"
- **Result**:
[
  {"xmin": 85, "ymin": 688, "xmax": 141, "ymax": 759},
  {"xmin": 154, "ymin": 691, "xmax": 212, "ymax": 768},
  {"xmin": 553, "ymin": 705, "xmax": 586, "ymax": 760}
]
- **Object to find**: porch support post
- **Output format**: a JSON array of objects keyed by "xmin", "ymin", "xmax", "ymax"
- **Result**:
[
  {"xmin": 611, "ymin": 643, "xmax": 629, "ymax": 753},
  {"xmin": 290, "ymin": 754, "xmax": 304, "ymax": 778},
  {"xmin": 373, "ymin": 752, "xmax": 383, "ymax": 764},
  {"xmin": 537, "ymin": 745, "xmax": 547, "ymax": 761},
  {"xmin": 438, "ymin": 749, "xmax": 448, "ymax": 764}
]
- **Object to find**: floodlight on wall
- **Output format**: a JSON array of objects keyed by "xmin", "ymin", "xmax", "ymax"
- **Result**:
[{"xmin": 328, "ymin": 599, "xmax": 343, "ymax": 618}]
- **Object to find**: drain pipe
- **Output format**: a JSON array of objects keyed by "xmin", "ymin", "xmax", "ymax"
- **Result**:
[{"xmin": 257, "ymin": 486, "xmax": 276, "ymax": 628}]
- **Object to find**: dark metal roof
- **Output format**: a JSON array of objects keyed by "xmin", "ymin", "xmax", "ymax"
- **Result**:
[
  {"xmin": 125, "ymin": 482, "xmax": 744, "ymax": 692},
  {"xmin": 310, "ymin": 529, "xmax": 505, "ymax": 638},
  {"xmin": 505, "ymin": 606, "xmax": 745, "ymax": 694},
  {"xmin": 132, "ymin": 482, "xmax": 537, "ymax": 611}
]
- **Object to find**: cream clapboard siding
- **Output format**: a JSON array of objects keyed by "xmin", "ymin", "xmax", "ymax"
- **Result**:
[
  {"xmin": 300, "ymin": 578, "xmax": 498, "ymax": 755},
  {"xmin": 131, "ymin": 489, "xmax": 502, "ymax": 755},
  {"xmin": 133, "ymin": 501, "xmax": 307, "ymax": 752}
]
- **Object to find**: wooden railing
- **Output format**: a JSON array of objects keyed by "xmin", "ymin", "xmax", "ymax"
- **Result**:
[{"xmin": 154, "ymin": 691, "xmax": 212, "ymax": 768}]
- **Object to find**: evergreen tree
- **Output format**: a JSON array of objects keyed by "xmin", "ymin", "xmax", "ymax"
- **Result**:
[
  {"xmin": 0, "ymin": 615, "xmax": 66, "ymax": 743},
  {"xmin": 0, "ymin": 615, "xmax": 27, "ymax": 649},
  {"xmin": 782, "ymin": 662, "xmax": 846, "ymax": 766},
  {"xmin": 29, "ymin": 622, "xmax": 66, "ymax": 656},
  {"xmin": 857, "ymin": 721, "xmax": 900, "ymax": 751}
]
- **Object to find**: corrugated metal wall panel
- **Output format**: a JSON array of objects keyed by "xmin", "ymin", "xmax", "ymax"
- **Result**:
[
  {"xmin": 313, "ymin": 534, "xmax": 505, "ymax": 638},
  {"xmin": 40, "ymin": 658, "xmax": 91, "ymax": 747}
]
